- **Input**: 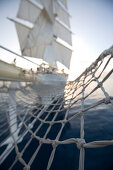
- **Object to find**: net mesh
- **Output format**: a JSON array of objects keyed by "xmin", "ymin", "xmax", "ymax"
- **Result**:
[{"xmin": 0, "ymin": 46, "xmax": 113, "ymax": 170}]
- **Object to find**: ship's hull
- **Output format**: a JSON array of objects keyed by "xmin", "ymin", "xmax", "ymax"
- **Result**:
[{"xmin": 32, "ymin": 73, "xmax": 67, "ymax": 104}]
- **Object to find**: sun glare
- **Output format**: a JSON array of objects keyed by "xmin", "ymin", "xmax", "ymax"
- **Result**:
[{"xmin": 68, "ymin": 35, "xmax": 95, "ymax": 81}]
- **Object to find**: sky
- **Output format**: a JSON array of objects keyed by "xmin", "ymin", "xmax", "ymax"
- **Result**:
[
  {"xmin": 68, "ymin": 0, "xmax": 113, "ymax": 79},
  {"xmin": 0, "ymin": 0, "xmax": 113, "ymax": 80}
]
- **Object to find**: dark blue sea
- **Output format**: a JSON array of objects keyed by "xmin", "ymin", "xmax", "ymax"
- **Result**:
[{"xmin": 0, "ymin": 75, "xmax": 113, "ymax": 170}]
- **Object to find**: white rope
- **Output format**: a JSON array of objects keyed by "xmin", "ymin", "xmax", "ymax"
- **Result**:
[{"xmin": 79, "ymin": 77, "xmax": 85, "ymax": 170}]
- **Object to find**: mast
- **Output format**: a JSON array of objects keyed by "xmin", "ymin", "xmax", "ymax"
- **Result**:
[{"xmin": 13, "ymin": 0, "xmax": 72, "ymax": 69}]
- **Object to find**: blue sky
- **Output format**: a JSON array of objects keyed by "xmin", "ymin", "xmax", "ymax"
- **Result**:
[
  {"xmin": 68, "ymin": 0, "xmax": 113, "ymax": 78},
  {"xmin": 0, "ymin": 0, "xmax": 20, "ymax": 51},
  {"xmin": 68, "ymin": 0, "xmax": 113, "ymax": 56},
  {"xmin": 0, "ymin": 0, "xmax": 113, "ymax": 79}
]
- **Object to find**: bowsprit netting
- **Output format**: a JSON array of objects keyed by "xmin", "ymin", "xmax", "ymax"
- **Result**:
[{"xmin": 0, "ymin": 46, "xmax": 113, "ymax": 170}]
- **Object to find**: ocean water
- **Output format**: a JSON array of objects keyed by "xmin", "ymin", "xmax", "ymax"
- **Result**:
[{"xmin": 0, "ymin": 75, "xmax": 113, "ymax": 170}]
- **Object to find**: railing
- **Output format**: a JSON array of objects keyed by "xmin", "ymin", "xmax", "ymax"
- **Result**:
[{"xmin": 0, "ymin": 45, "xmax": 62, "ymax": 79}]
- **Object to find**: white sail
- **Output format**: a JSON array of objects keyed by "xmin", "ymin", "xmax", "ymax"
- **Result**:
[
  {"xmin": 22, "ymin": 9, "xmax": 53, "ymax": 59},
  {"xmin": 54, "ymin": 0, "xmax": 70, "ymax": 26},
  {"xmin": 15, "ymin": 22, "xmax": 30, "ymax": 52},
  {"xmin": 59, "ymin": 0, "xmax": 67, "ymax": 8},
  {"xmin": 41, "ymin": 0, "xmax": 54, "ymax": 22},
  {"xmin": 54, "ymin": 19, "xmax": 72, "ymax": 45},
  {"xmin": 53, "ymin": 41, "xmax": 72, "ymax": 69},
  {"xmin": 43, "ymin": 44, "xmax": 55, "ymax": 66},
  {"xmin": 17, "ymin": 0, "xmax": 42, "ymax": 23},
  {"xmin": 14, "ymin": 0, "xmax": 72, "ymax": 69}
]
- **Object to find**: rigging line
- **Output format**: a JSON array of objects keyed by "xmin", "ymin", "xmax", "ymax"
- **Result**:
[
  {"xmin": 79, "ymin": 76, "xmax": 85, "ymax": 170},
  {"xmin": 0, "ymin": 45, "xmax": 40, "ymax": 67}
]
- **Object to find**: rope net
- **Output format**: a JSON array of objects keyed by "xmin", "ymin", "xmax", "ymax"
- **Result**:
[{"xmin": 0, "ymin": 46, "xmax": 113, "ymax": 170}]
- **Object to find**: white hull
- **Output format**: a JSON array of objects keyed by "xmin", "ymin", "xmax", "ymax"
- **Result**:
[{"xmin": 32, "ymin": 73, "xmax": 67, "ymax": 104}]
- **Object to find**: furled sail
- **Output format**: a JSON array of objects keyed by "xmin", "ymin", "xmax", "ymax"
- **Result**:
[{"xmin": 14, "ymin": 0, "xmax": 72, "ymax": 69}]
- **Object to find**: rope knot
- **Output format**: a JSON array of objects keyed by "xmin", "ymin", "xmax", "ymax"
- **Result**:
[
  {"xmin": 23, "ymin": 165, "xmax": 30, "ymax": 170},
  {"xmin": 50, "ymin": 121, "xmax": 54, "ymax": 126},
  {"xmin": 31, "ymin": 134, "xmax": 35, "ymax": 139},
  {"xmin": 52, "ymin": 140, "xmax": 58, "ymax": 149},
  {"xmin": 104, "ymin": 97, "xmax": 110, "ymax": 104},
  {"xmin": 16, "ymin": 152, "xmax": 22, "ymax": 161},
  {"xmin": 62, "ymin": 120, "xmax": 66, "ymax": 124},
  {"xmin": 39, "ymin": 138, "xmax": 45, "ymax": 145},
  {"xmin": 98, "ymin": 81, "xmax": 102, "ymax": 87},
  {"xmin": 77, "ymin": 139, "xmax": 85, "ymax": 149}
]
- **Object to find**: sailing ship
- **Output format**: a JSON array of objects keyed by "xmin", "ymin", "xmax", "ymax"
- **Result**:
[
  {"xmin": 0, "ymin": 0, "xmax": 72, "ymax": 99},
  {"xmin": 0, "ymin": 0, "xmax": 73, "ymax": 168}
]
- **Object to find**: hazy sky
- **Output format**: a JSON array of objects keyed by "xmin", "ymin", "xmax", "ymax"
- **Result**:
[
  {"xmin": 0, "ymin": 0, "xmax": 113, "ymax": 78},
  {"xmin": 68, "ymin": 0, "xmax": 113, "ymax": 78},
  {"xmin": 68, "ymin": 0, "xmax": 113, "ymax": 55}
]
